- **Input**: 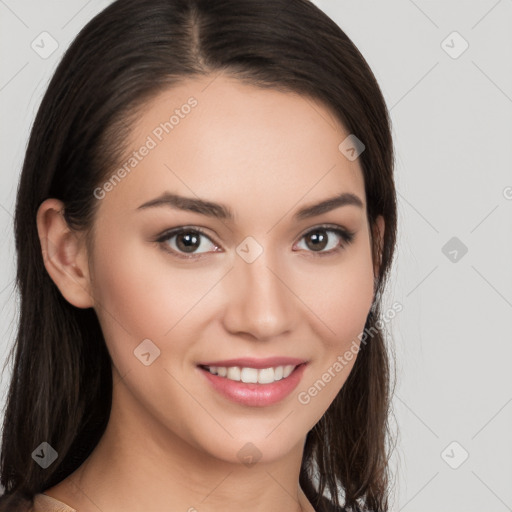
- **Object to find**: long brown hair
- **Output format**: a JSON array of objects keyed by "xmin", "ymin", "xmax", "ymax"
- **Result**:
[{"xmin": 0, "ymin": 1, "xmax": 397, "ymax": 510}]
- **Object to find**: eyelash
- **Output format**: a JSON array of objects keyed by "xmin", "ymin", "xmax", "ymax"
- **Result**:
[{"xmin": 155, "ymin": 224, "xmax": 356, "ymax": 260}]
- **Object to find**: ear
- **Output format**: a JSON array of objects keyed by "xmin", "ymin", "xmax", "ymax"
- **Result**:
[
  {"xmin": 371, "ymin": 215, "xmax": 385, "ymax": 281},
  {"xmin": 36, "ymin": 198, "xmax": 94, "ymax": 309}
]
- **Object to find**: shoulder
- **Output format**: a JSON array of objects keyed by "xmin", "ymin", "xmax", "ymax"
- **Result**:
[{"xmin": 31, "ymin": 493, "xmax": 77, "ymax": 512}]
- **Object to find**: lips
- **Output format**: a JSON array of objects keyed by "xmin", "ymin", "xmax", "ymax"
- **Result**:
[{"xmin": 198, "ymin": 362, "xmax": 308, "ymax": 407}]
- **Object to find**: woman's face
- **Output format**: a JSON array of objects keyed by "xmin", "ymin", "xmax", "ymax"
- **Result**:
[{"xmin": 82, "ymin": 75, "xmax": 382, "ymax": 465}]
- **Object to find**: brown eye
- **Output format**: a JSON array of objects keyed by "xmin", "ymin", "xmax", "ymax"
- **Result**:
[
  {"xmin": 175, "ymin": 231, "xmax": 201, "ymax": 253},
  {"xmin": 157, "ymin": 227, "xmax": 220, "ymax": 258},
  {"xmin": 304, "ymin": 230, "xmax": 329, "ymax": 251},
  {"xmin": 295, "ymin": 226, "xmax": 355, "ymax": 255}
]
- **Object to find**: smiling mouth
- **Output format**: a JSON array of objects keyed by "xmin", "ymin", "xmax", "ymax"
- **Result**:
[{"xmin": 198, "ymin": 363, "xmax": 304, "ymax": 384}]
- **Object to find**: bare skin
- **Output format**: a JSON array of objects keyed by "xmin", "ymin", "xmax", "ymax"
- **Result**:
[{"xmin": 37, "ymin": 74, "xmax": 384, "ymax": 512}]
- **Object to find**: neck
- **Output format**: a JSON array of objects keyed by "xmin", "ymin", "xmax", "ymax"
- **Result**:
[{"xmin": 46, "ymin": 373, "xmax": 316, "ymax": 512}]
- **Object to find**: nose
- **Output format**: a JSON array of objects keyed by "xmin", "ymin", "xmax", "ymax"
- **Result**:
[{"xmin": 221, "ymin": 248, "xmax": 299, "ymax": 341}]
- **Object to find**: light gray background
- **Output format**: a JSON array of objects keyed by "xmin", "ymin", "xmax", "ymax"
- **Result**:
[{"xmin": 1, "ymin": 1, "xmax": 511, "ymax": 511}]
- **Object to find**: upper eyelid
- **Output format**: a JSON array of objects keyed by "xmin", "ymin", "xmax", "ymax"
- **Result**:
[
  {"xmin": 157, "ymin": 225, "xmax": 219, "ymax": 245},
  {"xmin": 298, "ymin": 223, "xmax": 353, "ymax": 237}
]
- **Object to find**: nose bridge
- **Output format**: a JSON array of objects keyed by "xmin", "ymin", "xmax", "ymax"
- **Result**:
[{"xmin": 222, "ymin": 242, "xmax": 297, "ymax": 340}]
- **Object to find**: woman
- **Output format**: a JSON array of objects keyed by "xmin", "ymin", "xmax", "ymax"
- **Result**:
[{"xmin": 0, "ymin": 0, "xmax": 397, "ymax": 510}]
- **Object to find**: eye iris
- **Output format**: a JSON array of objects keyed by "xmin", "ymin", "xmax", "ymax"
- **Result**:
[
  {"xmin": 176, "ymin": 231, "xmax": 200, "ymax": 253},
  {"xmin": 306, "ymin": 230, "xmax": 328, "ymax": 251}
]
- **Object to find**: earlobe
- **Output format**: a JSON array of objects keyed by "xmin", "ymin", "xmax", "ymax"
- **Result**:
[{"xmin": 36, "ymin": 198, "xmax": 94, "ymax": 309}]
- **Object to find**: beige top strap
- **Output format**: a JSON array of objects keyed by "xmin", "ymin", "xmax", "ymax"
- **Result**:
[{"xmin": 32, "ymin": 493, "xmax": 77, "ymax": 512}]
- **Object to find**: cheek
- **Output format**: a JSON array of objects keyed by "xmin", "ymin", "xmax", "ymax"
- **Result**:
[
  {"xmin": 89, "ymin": 232, "xmax": 223, "ymax": 358},
  {"xmin": 298, "ymin": 246, "xmax": 375, "ymax": 351},
  {"xmin": 292, "ymin": 249, "xmax": 374, "ymax": 425},
  {"xmin": 88, "ymin": 233, "xmax": 175, "ymax": 351},
  {"xmin": 329, "ymin": 266, "xmax": 374, "ymax": 343}
]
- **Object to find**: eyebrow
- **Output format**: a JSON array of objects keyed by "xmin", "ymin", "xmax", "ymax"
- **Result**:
[{"xmin": 136, "ymin": 191, "xmax": 364, "ymax": 221}]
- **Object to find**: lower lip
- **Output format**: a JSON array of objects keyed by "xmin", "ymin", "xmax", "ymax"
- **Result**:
[{"xmin": 198, "ymin": 364, "xmax": 307, "ymax": 407}]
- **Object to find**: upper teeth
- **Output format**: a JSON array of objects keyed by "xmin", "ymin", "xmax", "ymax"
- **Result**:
[{"xmin": 205, "ymin": 365, "xmax": 297, "ymax": 384}]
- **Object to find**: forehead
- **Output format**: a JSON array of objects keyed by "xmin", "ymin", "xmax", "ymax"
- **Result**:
[{"xmin": 100, "ymin": 74, "xmax": 366, "ymax": 220}]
